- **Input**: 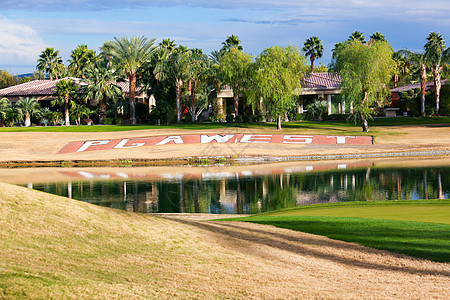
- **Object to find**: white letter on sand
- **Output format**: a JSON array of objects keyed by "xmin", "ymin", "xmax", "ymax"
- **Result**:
[
  {"xmin": 76, "ymin": 140, "xmax": 110, "ymax": 152},
  {"xmin": 240, "ymin": 135, "xmax": 272, "ymax": 143},
  {"xmin": 114, "ymin": 139, "xmax": 145, "ymax": 149},
  {"xmin": 156, "ymin": 136, "xmax": 185, "ymax": 145},
  {"xmin": 282, "ymin": 135, "xmax": 313, "ymax": 144},
  {"xmin": 327, "ymin": 136, "xmax": 356, "ymax": 144},
  {"xmin": 201, "ymin": 135, "xmax": 234, "ymax": 143}
]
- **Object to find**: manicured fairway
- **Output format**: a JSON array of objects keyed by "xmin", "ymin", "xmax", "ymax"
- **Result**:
[
  {"xmin": 230, "ymin": 200, "xmax": 450, "ymax": 262},
  {"xmin": 261, "ymin": 200, "xmax": 450, "ymax": 224}
]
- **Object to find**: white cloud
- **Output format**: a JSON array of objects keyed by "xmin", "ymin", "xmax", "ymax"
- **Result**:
[{"xmin": 0, "ymin": 16, "xmax": 45, "ymax": 70}]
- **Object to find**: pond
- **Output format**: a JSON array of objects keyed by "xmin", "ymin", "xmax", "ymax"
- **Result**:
[{"xmin": 2, "ymin": 158, "xmax": 449, "ymax": 214}]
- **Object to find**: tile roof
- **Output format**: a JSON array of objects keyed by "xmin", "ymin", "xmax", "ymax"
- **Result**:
[
  {"xmin": 391, "ymin": 79, "xmax": 449, "ymax": 93},
  {"xmin": 0, "ymin": 77, "xmax": 142, "ymax": 97},
  {"xmin": 301, "ymin": 72, "xmax": 342, "ymax": 90}
]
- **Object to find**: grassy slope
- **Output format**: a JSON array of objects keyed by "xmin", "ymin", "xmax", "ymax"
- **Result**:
[
  {"xmin": 0, "ymin": 182, "xmax": 255, "ymax": 299},
  {"xmin": 231, "ymin": 200, "xmax": 450, "ymax": 263}
]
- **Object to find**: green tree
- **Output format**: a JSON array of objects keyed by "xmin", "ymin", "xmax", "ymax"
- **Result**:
[
  {"xmin": 348, "ymin": 31, "xmax": 366, "ymax": 44},
  {"xmin": 0, "ymin": 70, "xmax": 17, "ymax": 89},
  {"xmin": 303, "ymin": 36, "xmax": 324, "ymax": 72},
  {"xmin": 68, "ymin": 44, "xmax": 98, "ymax": 77},
  {"xmin": 102, "ymin": 36, "xmax": 156, "ymax": 124},
  {"xmin": 398, "ymin": 50, "xmax": 429, "ymax": 116},
  {"xmin": 187, "ymin": 49, "xmax": 210, "ymax": 122},
  {"xmin": 15, "ymin": 96, "xmax": 41, "ymax": 127},
  {"xmin": 53, "ymin": 79, "xmax": 78, "ymax": 126},
  {"xmin": 36, "ymin": 47, "xmax": 64, "ymax": 80},
  {"xmin": 332, "ymin": 40, "xmax": 394, "ymax": 132},
  {"xmin": 70, "ymin": 103, "xmax": 93, "ymax": 126},
  {"xmin": 220, "ymin": 35, "xmax": 243, "ymax": 53},
  {"xmin": 248, "ymin": 46, "xmax": 306, "ymax": 130},
  {"xmin": 369, "ymin": 32, "xmax": 386, "ymax": 43},
  {"xmin": 0, "ymin": 98, "xmax": 10, "ymax": 126},
  {"xmin": 219, "ymin": 48, "xmax": 252, "ymax": 119},
  {"xmin": 155, "ymin": 46, "xmax": 191, "ymax": 123},
  {"xmin": 424, "ymin": 31, "xmax": 447, "ymax": 115},
  {"xmin": 83, "ymin": 61, "xmax": 123, "ymax": 124}
]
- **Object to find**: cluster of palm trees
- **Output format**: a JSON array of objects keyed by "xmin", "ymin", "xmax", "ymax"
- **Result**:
[{"xmin": 2, "ymin": 31, "xmax": 447, "ymax": 127}]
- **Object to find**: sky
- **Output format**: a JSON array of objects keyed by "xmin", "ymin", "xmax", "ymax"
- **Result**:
[{"xmin": 1, "ymin": 0, "xmax": 450, "ymax": 75}]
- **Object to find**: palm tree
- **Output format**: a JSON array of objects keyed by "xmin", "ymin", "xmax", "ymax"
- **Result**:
[
  {"xmin": 348, "ymin": 31, "xmax": 366, "ymax": 44},
  {"xmin": 424, "ymin": 31, "xmax": 446, "ymax": 115},
  {"xmin": 155, "ymin": 46, "xmax": 191, "ymax": 123},
  {"xmin": 303, "ymin": 36, "xmax": 324, "ymax": 72},
  {"xmin": 54, "ymin": 79, "xmax": 78, "ymax": 126},
  {"xmin": 369, "ymin": 32, "xmax": 386, "ymax": 42},
  {"xmin": 159, "ymin": 38, "xmax": 176, "ymax": 52},
  {"xmin": 15, "ymin": 97, "xmax": 41, "ymax": 127},
  {"xmin": 36, "ymin": 47, "xmax": 63, "ymax": 80},
  {"xmin": 83, "ymin": 61, "xmax": 123, "ymax": 124},
  {"xmin": 68, "ymin": 44, "xmax": 97, "ymax": 77},
  {"xmin": 187, "ymin": 49, "xmax": 210, "ymax": 122},
  {"xmin": 101, "ymin": 36, "xmax": 156, "ymax": 124},
  {"xmin": 220, "ymin": 35, "xmax": 243, "ymax": 53},
  {"xmin": 397, "ymin": 50, "xmax": 428, "ymax": 115},
  {"xmin": 70, "ymin": 103, "xmax": 93, "ymax": 126},
  {"xmin": 0, "ymin": 98, "xmax": 10, "ymax": 126}
]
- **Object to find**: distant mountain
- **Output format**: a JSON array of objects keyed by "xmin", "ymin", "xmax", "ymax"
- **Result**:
[{"xmin": 15, "ymin": 73, "xmax": 34, "ymax": 79}]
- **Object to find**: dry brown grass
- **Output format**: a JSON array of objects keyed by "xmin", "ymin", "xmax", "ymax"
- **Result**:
[{"xmin": 1, "ymin": 183, "xmax": 449, "ymax": 299}]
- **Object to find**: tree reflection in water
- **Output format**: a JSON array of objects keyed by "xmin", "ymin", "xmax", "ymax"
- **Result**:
[{"xmin": 28, "ymin": 166, "xmax": 449, "ymax": 214}]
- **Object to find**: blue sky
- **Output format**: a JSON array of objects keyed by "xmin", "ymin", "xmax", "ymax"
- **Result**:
[{"xmin": 1, "ymin": 0, "xmax": 449, "ymax": 75}]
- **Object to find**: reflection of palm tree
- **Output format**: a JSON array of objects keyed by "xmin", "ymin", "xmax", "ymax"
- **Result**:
[
  {"xmin": 102, "ymin": 36, "xmax": 156, "ymax": 124},
  {"xmin": 15, "ymin": 97, "xmax": 41, "ymax": 127}
]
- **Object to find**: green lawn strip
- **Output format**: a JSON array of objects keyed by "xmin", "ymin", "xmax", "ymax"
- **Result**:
[
  {"xmin": 229, "ymin": 215, "xmax": 450, "ymax": 263},
  {"xmin": 0, "ymin": 116, "xmax": 448, "ymax": 133},
  {"xmin": 255, "ymin": 200, "xmax": 450, "ymax": 224}
]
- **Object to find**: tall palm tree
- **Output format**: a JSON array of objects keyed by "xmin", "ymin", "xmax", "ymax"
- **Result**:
[
  {"xmin": 154, "ymin": 46, "xmax": 191, "ymax": 123},
  {"xmin": 83, "ymin": 61, "xmax": 123, "ymax": 124},
  {"xmin": 36, "ymin": 47, "xmax": 63, "ymax": 80},
  {"xmin": 348, "ymin": 31, "xmax": 366, "ymax": 44},
  {"xmin": 54, "ymin": 79, "xmax": 78, "ymax": 126},
  {"xmin": 303, "ymin": 36, "xmax": 324, "ymax": 72},
  {"xmin": 424, "ymin": 31, "xmax": 446, "ymax": 115},
  {"xmin": 68, "ymin": 45, "xmax": 98, "ymax": 77},
  {"xmin": 220, "ymin": 35, "xmax": 243, "ymax": 53},
  {"xmin": 187, "ymin": 49, "xmax": 209, "ymax": 122},
  {"xmin": 15, "ymin": 97, "xmax": 41, "ymax": 127},
  {"xmin": 159, "ymin": 38, "xmax": 176, "ymax": 52},
  {"xmin": 369, "ymin": 32, "xmax": 386, "ymax": 42},
  {"xmin": 397, "ymin": 50, "xmax": 428, "ymax": 116},
  {"xmin": 101, "ymin": 36, "xmax": 156, "ymax": 124}
]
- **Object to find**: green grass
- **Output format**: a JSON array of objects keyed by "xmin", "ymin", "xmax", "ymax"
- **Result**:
[
  {"xmin": 229, "ymin": 200, "xmax": 450, "ymax": 262},
  {"xmin": 1, "ymin": 116, "xmax": 448, "ymax": 133}
]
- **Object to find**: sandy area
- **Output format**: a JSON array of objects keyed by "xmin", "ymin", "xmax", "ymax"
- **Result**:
[{"xmin": 0, "ymin": 125, "xmax": 448, "ymax": 162}]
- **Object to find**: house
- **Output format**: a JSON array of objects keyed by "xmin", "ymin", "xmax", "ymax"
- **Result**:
[
  {"xmin": 214, "ymin": 73, "xmax": 344, "ymax": 119},
  {"xmin": 0, "ymin": 77, "xmax": 151, "ymax": 108},
  {"xmin": 391, "ymin": 79, "xmax": 449, "ymax": 101},
  {"xmin": 298, "ymin": 72, "xmax": 343, "ymax": 114}
]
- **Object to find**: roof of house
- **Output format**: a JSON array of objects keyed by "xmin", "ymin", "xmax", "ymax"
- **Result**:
[
  {"xmin": 0, "ymin": 77, "xmax": 142, "ymax": 97},
  {"xmin": 391, "ymin": 79, "xmax": 449, "ymax": 93},
  {"xmin": 301, "ymin": 72, "xmax": 342, "ymax": 90}
]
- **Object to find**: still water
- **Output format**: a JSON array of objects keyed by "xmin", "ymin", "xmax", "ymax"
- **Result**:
[{"xmin": 18, "ymin": 160, "xmax": 449, "ymax": 214}]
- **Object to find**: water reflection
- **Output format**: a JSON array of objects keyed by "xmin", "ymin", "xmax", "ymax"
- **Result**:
[{"xmin": 24, "ymin": 163, "xmax": 449, "ymax": 214}]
